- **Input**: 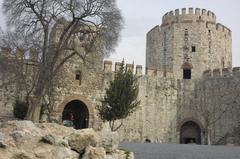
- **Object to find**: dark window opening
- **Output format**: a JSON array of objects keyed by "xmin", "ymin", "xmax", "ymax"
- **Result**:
[
  {"xmin": 75, "ymin": 71, "xmax": 82, "ymax": 85},
  {"xmin": 184, "ymin": 29, "xmax": 188, "ymax": 36},
  {"xmin": 75, "ymin": 74, "xmax": 80, "ymax": 80},
  {"xmin": 183, "ymin": 69, "xmax": 191, "ymax": 79},
  {"xmin": 192, "ymin": 46, "xmax": 196, "ymax": 52}
]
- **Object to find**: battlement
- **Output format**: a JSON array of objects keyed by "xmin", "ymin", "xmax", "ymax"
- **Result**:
[
  {"xmin": 203, "ymin": 67, "xmax": 240, "ymax": 78},
  {"xmin": 206, "ymin": 22, "xmax": 231, "ymax": 35},
  {"xmin": 160, "ymin": 8, "xmax": 232, "ymax": 35},
  {"xmin": 216, "ymin": 23, "xmax": 231, "ymax": 35},
  {"xmin": 103, "ymin": 60, "xmax": 174, "ymax": 78},
  {"xmin": 147, "ymin": 25, "xmax": 160, "ymax": 37},
  {"xmin": 0, "ymin": 47, "xmax": 39, "ymax": 61},
  {"xmin": 162, "ymin": 8, "xmax": 216, "ymax": 24}
]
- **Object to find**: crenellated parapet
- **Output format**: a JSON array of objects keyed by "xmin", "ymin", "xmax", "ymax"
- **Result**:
[
  {"xmin": 104, "ymin": 60, "xmax": 141, "ymax": 74},
  {"xmin": 202, "ymin": 67, "xmax": 240, "ymax": 78},
  {"xmin": 0, "ymin": 47, "xmax": 39, "ymax": 61},
  {"xmin": 136, "ymin": 65, "xmax": 142, "ymax": 75},
  {"xmin": 115, "ymin": 62, "xmax": 122, "ymax": 72},
  {"xmin": 146, "ymin": 25, "xmax": 161, "ymax": 37},
  {"xmin": 160, "ymin": 8, "xmax": 231, "ymax": 35},
  {"xmin": 103, "ymin": 60, "xmax": 112, "ymax": 73},
  {"xmin": 206, "ymin": 22, "xmax": 231, "ymax": 35},
  {"xmin": 103, "ymin": 60, "xmax": 174, "ymax": 78},
  {"xmin": 126, "ymin": 64, "xmax": 134, "ymax": 72},
  {"xmin": 162, "ymin": 8, "xmax": 216, "ymax": 24}
]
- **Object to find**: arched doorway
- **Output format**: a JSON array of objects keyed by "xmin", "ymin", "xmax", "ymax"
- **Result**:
[
  {"xmin": 62, "ymin": 100, "xmax": 89, "ymax": 129},
  {"xmin": 180, "ymin": 121, "xmax": 201, "ymax": 144}
]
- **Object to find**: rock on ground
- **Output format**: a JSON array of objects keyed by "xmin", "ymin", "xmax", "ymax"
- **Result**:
[
  {"xmin": 82, "ymin": 146, "xmax": 106, "ymax": 159},
  {"xmin": 66, "ymin": 128, "xmax": 99, "ymax": 153},
  {"xmin": 0, "ymin": 120, "xmax": 134, "ymax": 159},
  {"xmin": 98, "ymin": 124, "xmax": 120, "ymax": 153}
]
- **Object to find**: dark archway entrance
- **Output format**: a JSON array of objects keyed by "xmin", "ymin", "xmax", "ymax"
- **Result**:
[
  {"xmin": 180, "ymin": 121, "xmax": 201, "ymax": 144},
  {"xmin": 62, "ymin": 100, "xmax": 89, "ymax": 129}
]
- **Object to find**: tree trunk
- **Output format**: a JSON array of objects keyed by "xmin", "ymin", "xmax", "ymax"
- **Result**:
[
  {"xmin": 26, "ymin": 70, "xmax": 48, "ymax": 122},
  {"xmin": 203, "ymin": 130, "xmax": 208, "ymax": 145},
  {"xmin": 206, "ymin": 127, "xmax": 212, "ymax": 145},
  {"xmin": 109, "ymin": 120, "xmax": 123, "ymax": 132},
  {"xmin": 26, "ymin": 97, "xmax": 42, "ymax": 122}
]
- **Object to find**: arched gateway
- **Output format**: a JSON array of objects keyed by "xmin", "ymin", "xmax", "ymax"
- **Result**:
[
  {"xmin": 58, "ymin": 95, "xmax": 94, "ymax": 129},
  {"xmin": 62, "ymin": 100, "xmax": 89, "ymax": 129},
  {"xmin": 180, "ymin": 121, "xmax": 202, "ymax": 144}
]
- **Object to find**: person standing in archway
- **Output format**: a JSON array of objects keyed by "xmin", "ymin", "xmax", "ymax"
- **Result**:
[{"xmin": 63, "ymin": 112, "xmax": 74, "ymax": 127}]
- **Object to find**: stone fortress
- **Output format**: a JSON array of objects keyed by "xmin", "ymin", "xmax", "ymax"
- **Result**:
[{"xmin": 1, "ymin": 8, "xmax": 240, "ymax": 145}]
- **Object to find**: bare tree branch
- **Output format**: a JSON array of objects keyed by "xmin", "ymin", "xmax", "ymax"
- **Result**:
[{"xmin": 0, "ymin": 0, "xmax": 123, "ymax": 122}]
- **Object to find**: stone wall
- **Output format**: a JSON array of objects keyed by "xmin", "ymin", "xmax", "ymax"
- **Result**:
[
  {"xmin": 119, "ymin": 76, "xmax": 178, "ymax": 143},
  {"xmin": 102, "ymin": 62, "xmax": 240, "ymax": 145},
  {"xmin": 0, "ymin": 76, "xmax": 15, "ymax": 117},
  {"xmin": 103, "ymin": 62, "xmax": 179, "ymax": 143},
  {"xmin": 177, "ymin": 67, "xmax": 240, "ymax": 144}
]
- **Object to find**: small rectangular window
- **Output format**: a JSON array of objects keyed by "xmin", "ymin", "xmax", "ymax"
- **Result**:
[
  {"xmin": 75, "ymin": 71, "xmax": 82, "ymax": 85},
  {"xmin": 192, "ymin": 46, "xmax": 196, "ymax": 52},
  {"xmin": 75, "ymin": 71, "xmax": 81, "ymax": 80},
  {"xmin": 183, "ymin": 69, "xmax": 191, "ymax": 79},
  {"xmin": 184, "ymin": 29, "xmax": 188, "ymax": 36},
  {"xmin": 75, "ymin": 74, "xmax": 80, "ymax": 80}
]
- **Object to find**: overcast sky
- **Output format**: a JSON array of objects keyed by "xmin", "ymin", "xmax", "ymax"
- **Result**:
[
  {"xmin": 111, "ymin": 0, "xmax": 240, "ymax": 67},
  {"xmin": 0, "ymin": 0, "xmax": 239, "ymax": 67}
]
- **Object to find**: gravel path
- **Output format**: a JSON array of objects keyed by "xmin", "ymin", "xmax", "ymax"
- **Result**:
[{"xmin": 119, "ymin": 143, "xmax": 240, "ymax": 159}]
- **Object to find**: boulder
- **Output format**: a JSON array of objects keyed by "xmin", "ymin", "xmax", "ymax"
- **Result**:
[
  {"xmin": 98, "ymin": 125, "xmax": 120, "ymax": 153},
  {"xmin": 0, "ymin": 121, "xmax": 134, "ymax": 159},
  {"xmin": 11, "ymin": 131, "xmax": 27, "ymax": 143},
  {"xmin": 36, "ymin": 122, "xmax": 75, "ymax": 137},
  {"xmin": 40, "ymin": 134, "xmax": 56, "ymax": 145},
  {"xmin": 34, "ymin": 145, "xmax": 79, "ymax": 159},
  {"xmin": 13, "ymin": 152, "xmax": 33, "ymax": 159},
  {"xmin": 82, "ymin": 146, "xmax": 106, "ymax": 159},
  {"xmin": 66, "ymin": 128, "xmax": 99, "ymax": 153},
  {"xmin": 1, "ymin": 120, "xmax": 43, "ymax": 138},
  {"xmin": 55, "ymin": 147, "xmax": 79, "ymax": 159}
]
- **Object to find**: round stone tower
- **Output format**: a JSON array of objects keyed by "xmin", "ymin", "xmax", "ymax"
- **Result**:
[{"xmin": 146, "ymin": 8, "xmax": 232, "ymax": 79}]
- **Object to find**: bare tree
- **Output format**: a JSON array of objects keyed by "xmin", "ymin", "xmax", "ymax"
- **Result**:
[
  {"xmin": 0, "ymin": 0, "xmax": 123, "ymax": 122},
  {"xmin": 195, "ymin": 77, "xmax": 240, "ymax": 145}
]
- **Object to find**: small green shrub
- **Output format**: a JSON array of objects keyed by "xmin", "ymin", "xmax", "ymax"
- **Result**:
[
  {"xmin": 120, "ymin": 148, "xmax": 130, "ymax": 159},
  {"xmin": 13, "ymin": 100, "xmax": 28, "ymax": 119}
]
